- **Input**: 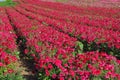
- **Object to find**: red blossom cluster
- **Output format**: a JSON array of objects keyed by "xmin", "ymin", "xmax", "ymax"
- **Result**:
[
  {"xmin": 35, "ymin": 50, "xmax": 120, "ymax": 80},
  {"xmin": 0, "ymin": 8, "xmax": 18, "ymax": 74},
  {"xmin": 20, "ymin": 3, "xmax": 120, "ymax": 31},
  {"xmin": 6, "ymin": 8, "xmax": 77, "ymax": 48},
  {"xmin": 21, "ymin": 0, "xmax": 120, "ymax": 18},
  {"xmin": 13, "ymin": 3, "xmax": 120, "ymax": 49},
  {"xmin": 0, "ymin": 0, "xmax": 120, "ymax": 79}
]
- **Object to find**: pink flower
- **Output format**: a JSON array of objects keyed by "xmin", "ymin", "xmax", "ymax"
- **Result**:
[
  {"xmin": 48, "ymin": 64, "xmax": 53, "ymax": 69},
  {"xmin": 45, "ymin": 69, "xmax": 50, "ymax": 76},
  {"xmin": 105, "ymin": 65, "xmax": 114, "ymax": 71},
  {"xmin": 69, "ymin": 70, "xmax": 75, "ymax": 77},
  {"xmin": 105, "ymin": 71, "xmax": 117, "ymax": 79},
  {"xmin": 24, "ymin": 49, "xmax": 29, "ymax": 54},
  {"xmin": 0, "ymin": 51, "xmax": 6, "ymax": 59},
  {"xmin": 116, "ymin": 74, "xmax": 120, "ymax": 80},
  {"xmin": 92, "ymin": 69, "xmax": 101, "ymax": 76},
  {"xmin": 0, "ymin": 62, "xmax": 3, "ymax": 67},
  {"xmin": 52, "ymin": 74, "xmax": 57, "ymax": 79},
  {"xmin": 105, "ymin": 71, "xmax": 112, "ymax": 79},
  {"xmin": 88, "ymin": 64, "xmax": 95, "ymax": 70},
  {"xmin": 4, "ymin": 57, "xmax": 10, "ymax": 64},
  {"xmin": 117, "ymin": 60, "xmax": 120, "ymax": 65},
  {"xmin": 10, "ymin": 55, "xmax": 17, "ymax": 62},
  {"xmin": 60, "ymin": 77, "xmax": 64, "ymax": 80},
  {"xmin": 8, "ymin": 69, "xmax": 14, "ymax": 73},
  {"xmin": 54, "ymin": 59, "xmax": 62, "ymax": 67}
]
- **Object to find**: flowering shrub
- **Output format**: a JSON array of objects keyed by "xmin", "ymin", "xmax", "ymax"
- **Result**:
[
  {"xmin": 20, "ymin": 3, "xmax": 120, "ymax": 32},
  {"xmin": 6, "ymin": 7, "xmax": 77, "ymax": 49},
  {"xmin": 23, "ymin": 40, "xmax": 120, "ymax": 80},
  {"xmin": 36, "ymin": 51, "xmax": 120, "ymax": 80},
  {"xmin": 14, "ymin": 4, "xmax": 120, "ymax": 49},
  {"xmin": 0, "ymin": 8, "xmax": 22, "ymax": 79},
  {"xmin": 3, "ymin": 0, "xmax": 120, "ymax": 80},
  {"xmin": 22, "ymin": 0, "xmax": 120, "ymax": 18},
  {"xmin": 0, "ymin": 49, "xmax": 17, "ymax": 75},
  {"xmin": 13, "ymin": 4, "xmax": 120, "ymax": 58}
]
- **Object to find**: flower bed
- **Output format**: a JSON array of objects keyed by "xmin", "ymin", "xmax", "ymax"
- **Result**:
[
  {"xmin": 13, "ymin": 4, "xmax": 120, "ymax": 58},
  {"xmin": 19, "ymin": 4, "xmax": 120, "ymax": 32},
  {"xmin": 0, "ymin": 8, "xmax": 23, "ymax": 79},
  {"xmin": 0, "ymin": 0, "xmax": 120, "ymax": 80},
  {"xmin": 21, "ymin": 0, "xmax": 120, "ymax": 18}
]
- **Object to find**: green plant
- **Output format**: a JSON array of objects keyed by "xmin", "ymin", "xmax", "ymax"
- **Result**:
[
  {"xmin": 0, "ymin": 73, "xmax": 25, "ymax": 80},
  {"xmin": 6, "ymin": 0, "xmax": 12, "ymax": 3},
  {"xmin": 0, "ymin": 0, "xmax": 16, "ymax": 7}
]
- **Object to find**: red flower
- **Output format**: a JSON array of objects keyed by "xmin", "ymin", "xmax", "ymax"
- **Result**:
[
  {"xmin": 4, "ymin": 57, "xmax": 10, "ymax": 64},
  {"xmin": 0, "ymin": 62, "xmax": 3, "ymax": 67},
  {"xmin": 45, "ymin": 69, "xmax": 50, "ymax": 76},
  {"xmin": 24, "ymin": 49, "xmax": 29, "ymax": 54},
  {"xmin": 105, "ymin": 71, "xmax": 117, "ymax": 79},
  {"xmin": 117, "ymin": 60, "xmax": 120, "ymax": 65},
  {"xmin": 92, "ymin": 69, "xmax": 101, "ymax": 76},
  {"xmin": 10, "ymin": 55, "xmax": 17, "ymax": 62},
  {"xmin": 60, "ymin": 77, "xmax": 64, "ymax": 80},
  {"xmin": 48, "ymin": 64, "xmax": 53, "ymax": 69},
  {"xmin": 0, "ymin": 51, "xmax": 6, "ymax": 59},
  {"xmin": 69, "ymin": 70, "xmax": 75, "ymax": 77},
  {"xmin": 52, "ymin": 74, "xmax": 57, "ymax": 79},
  {"xmin": 54, "ymin": 59, "xmax": 62, "ymax": 67},
  {"xmin": 8, "ymin": 69, "xmax": 14, "ymax": 73}
]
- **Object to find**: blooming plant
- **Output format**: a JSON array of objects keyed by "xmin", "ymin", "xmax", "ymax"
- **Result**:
[
  {"xmin": 33, "ymin": 43, "xmax": 120, "ymax": 80},
  {"xmin": 0, "ymin": 8, "xmax": 23, "ymax": 79},
  {"xmin": 0, "ymin": 0, "xmax": 120, "ymax": 80},
  {"xmin": 13, "ymin": 4, "xmax": 120, "ymax": 58}
]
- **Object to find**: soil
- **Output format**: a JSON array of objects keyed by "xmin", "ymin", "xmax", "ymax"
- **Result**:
[{"xmin": 16, "ymin": 54, "xmax": 38, "ymax": 80}]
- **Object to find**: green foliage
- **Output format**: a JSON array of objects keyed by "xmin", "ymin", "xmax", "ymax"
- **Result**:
[
  {"xmin": 75, "ymin": 41, "xmax": 84, "ymax": 53},
  {"xmin": 0, "ymin": 67, "xmax": 7, "ymax": 75},
  {"xmin": 0, "ymin": 0, "xmax": 16, "ymax": 7},
  {"xmin": 80, "ymin": 40, "xmax": 120, "ymax": 59},
  {"xmin": 6, "ymin": 0, "xmax": 12, "ymax": 3},
  {"xmin": 14, "ymin": 51, "xmax": 20, "ymax": 58},
  {"xmin": 0, "ymin": 73, "xmax": 25, "ymax": 80},
  {"xmin": 0, "ymin": 63, "xmax": 23, "ymax": 79},
  {"xmin": 38, "ymin": 67, "xmax": 61, "ymax": 80},
  {"xmin": 38, "ymin": 41, "xmax": 43, "ymax": 46}
]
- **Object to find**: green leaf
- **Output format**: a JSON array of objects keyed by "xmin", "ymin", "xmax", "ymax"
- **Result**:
[
  {"xmin": 43, "ymin": 77, "xmax": 50, "ymax": 80},
  {"xmin": 93, "ymin": 77, "xmax": 102, "ymax": 80},
  {"xmin": 72, "ymin": 52, "xmax": 76, "ymax": 57},
  {"xmin": 38, "ymin": 41, "xmax": 42, "ymax": 46},
  {"xmin": 75, "ymin": 41, "xmax": 84, "ymax": 54},
  {"xmin": 15, "ymin": 52, "xmax": 20, "ymax": 55}
]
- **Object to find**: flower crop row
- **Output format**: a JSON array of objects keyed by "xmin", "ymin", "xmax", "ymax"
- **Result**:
[
  {"xmin": 6, "ymin": 7, "xmax": 120, "ymax": 80},
  {"xmin": 0, "ymin": 8, "xmax": 18, "ymax": 76},
  {"xmin": 6, "ymin": 7, "xmax": 77, "ymax": 48},
  {"xmin": 20, "ymin": 3, "xmax": 120, "ymax": 32},
  {"xmin": 13, "ymin": 5, "xmax": 120, "ymax": 51},
  {"xmin": 29, "ymin": 42, "xmax": 120, "ymax": 80},
  {"xmin": 21, "ymin": 0, "xmax": 120, "ymax": 18}
]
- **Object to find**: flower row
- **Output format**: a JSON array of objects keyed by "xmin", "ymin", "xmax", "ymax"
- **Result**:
[
  {"xmin": 14, "ymin": 6, "xmax": 120, "ymax": 49},
  {"xmin": 0, "ymin": 8, "xmax": 18, "ymax": 75},
  {"xmin": 27, "ymin": 40, "xmax": 120, "ymax": 80},
  {"xmin": 6, "ymin": 7, "xmax": 120, "ymax": 80},
  {"xmin": 20, "ymin": 3, "xmax": 120, "ymax": 32},
  {"xmin": 6, "ymin": 7, "xmax": 77, "ymax": 49},
  {"xmin": 22, "ymin": 0, "xmax": 120, "ymax": 18}
]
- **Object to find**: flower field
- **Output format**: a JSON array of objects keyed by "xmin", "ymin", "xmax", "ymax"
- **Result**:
[{"xmin": 0, "ymin": 0, "xmax": 120, "ymax": 80}]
